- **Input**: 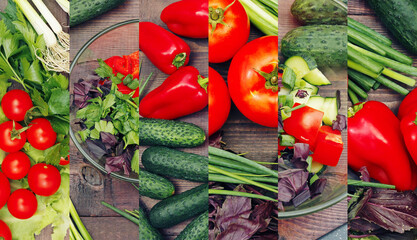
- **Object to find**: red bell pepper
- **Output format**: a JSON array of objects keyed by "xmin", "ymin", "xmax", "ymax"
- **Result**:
[
  {"xmin": 161, "ymin": 0, "xmax": 209, "ymax": 38},
  {"xmin": 283, "ymin": 103, "xmax": 324, "ymax": 146},
  {"xmin": 139, "ymin": 66, "xmax": 208, "ymax": 119},
  {"xmin": 398, "ymin": 87, "xmax": 417, "ymax": 120},
  {"xmin": 0, "ymin": 220, "xmax": 12, "ymax": 240},
  {"xmin": 139, "ymin": 22, "xmax": 190, "ymax": 74},
  {"xmin": 311, "ymin": 125, "xmax": 343, "ymax": 167},
  {"xmin": 348, "ymin": 101, "xmax": 414, "ymax": 191},
  {"xmin": 401, "ymin": 111, "xmax": 417, "ymax": 165}
]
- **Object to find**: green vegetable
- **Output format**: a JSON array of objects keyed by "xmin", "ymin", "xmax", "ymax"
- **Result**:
[
  {"xmin": 347, "ymin": 17, "xmax": 391, "ymax": 46},
  {"xmin": 281, "ymin": 25, "xmax": 347, "ymax": 68},
  {"xmin": 70, "ymin": 0, "xmax": 127, "ymax": 27},
  {"xmin": 139, "ymin": 118, "xmax": 206, "ymax": 148},
  {"xmin": 70, "ymin": 200, "xmax": 92, "ymax": 240},
  {"xmin": 348, "ymin": 80, "xmax": 368, "ymax": 99},
  {"xmin": 139, "ymin": 168, "xmax": 175, "ymax": 200},
  {"xmin": 174, "ymin": 212, "xmax": 209, "ymax": 240},
  {"xmin": 348, "ymin": 70, "xmax": 376, "ymax": 92},
  {"xmin": 138, "ymin": 207, "xmax": 164, "ymax": 240},
  {"xmin": 239, "ymin": 0, "xmax": 278, "ymax": 36},
  {"xmin": 142, "ymin": 146, "xmax": 208, "ymax": 182},
  {"xmin": 348, "ymin": 89, "xmax": 359, "ymax": 105},
  {"xmin": 375, "ymin": 75, "xmax": 409, "ymax": 96},
  {"xmin": 348, "ymin": 45, "xmax": 384, "ymax": 75},
  {"xmin": 149, "ymin": 184, "xmax": 208, "ymax": 229},
  {"xmin": 291, "ymin": 0, "xmax": 347, "ymax": 25},
  {"xmin": 209, "ymin": 189, "xmax": 277, "ymax": 202}
]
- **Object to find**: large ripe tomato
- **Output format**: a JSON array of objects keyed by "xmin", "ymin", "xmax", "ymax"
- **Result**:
[
  {"xmin": 208, "ymin": 67, "xmax": 231, "ymax": 136},
  {"xmin": 227, "ymin": 36, "xmax": 279, "ymax": 128},
  {"xmin": 7, "ymin": 189, "xmax": 37, "ymax": 219},
  {"xmin": 1, "ymin": 151, "xmax": 31, "ymax": 180},
  {"xmin": 27, "ymin": 118, "xmax": 57, "ymax": 150},
  {"xmin": 0, "ymin": 171, "xmax": 10, "ymax": 210},
  {"xmin": 209, "ymin": 0, "xmax": 250, "ymax": 63},
  {"xmin": 1, "ymin": 89, "xmax": 33, "ymax": 121},
  {"xmin": 0, "ymin": 220, "xmax": 12, "ymax": 240},
  {"xmin": 0, "ymin": 121, "xmax": 27, "ymax": 153},
  {"xmin": 28, "ymin": 163, "xmax": 61, "ymax": 196}
]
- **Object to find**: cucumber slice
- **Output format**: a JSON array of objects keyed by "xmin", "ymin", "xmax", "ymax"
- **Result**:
[
  {"xmin": 304, "ymin": 68, "xmax": 331, "ymax": 86},
  {"xmin": 306, "ymin": 96, "xmax": 326, "ymax": 111},
  {"xmin": 298, "ymin": 54, "xmax": 318, "ymax": 70},
  {"xmin": 279, "ymin": 86, "xmax": 291, "ymax": 96},
  {"xmin": 322, "ymin": 97, "xmax": 338, "ymax": 126},
  {"xmin": 294, "ymin": 79, "xmax": 319, "ymax": 95},
  {"xmin": 290, "ymin": 89, "xmax": 314, "ymax": 105},
  {"xmin": 285, "ymin": 56, "xmax": 311, "ymax": 79},
  {"xmin": 309, "ymin": 160, "xmax": 327, "ymax": 175}
]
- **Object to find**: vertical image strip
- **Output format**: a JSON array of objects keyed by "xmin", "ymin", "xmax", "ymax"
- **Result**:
[
  {"xmin": 0, "ymin": 0, "xmax": 70, "ymax": 239},
  {"xmin": 208, "ymin": 0, "xmax": 279, "ymax": 239},
  {"xmin": 278, "ymin": 0, "xmax": 348, "ymax": 239},
  {"xmin": 348, "ymin": 0, "xmax": 417, "ymax": 239},
  {"xmin": 138, "ymin": 0, "xmax": 209, "ymax": 239},
  {"xmin": 69, "ymin": 0, "xmax": 140, "ymax": 239}
]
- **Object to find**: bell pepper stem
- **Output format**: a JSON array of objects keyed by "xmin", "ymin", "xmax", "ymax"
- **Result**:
[
  {"xmin": 198, "ymin": 75, "xmax": 209, "ymax": 92},
  {"xmin": 172, "ymin": 52, "xmax": 187, "ymax": 69},
  {"xmin": 414, "ymin": 113, "xmax": 417, "ymax": 125}
]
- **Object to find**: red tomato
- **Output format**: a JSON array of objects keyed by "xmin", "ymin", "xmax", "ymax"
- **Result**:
[
  {"xmin": 27, "ymin": 118, "xmax": 57, "ymax": 150},
  {"xmin": 209, "ymin": 0, "xmax": 250, "ymax": 63},
  {"xmin": 7, "ymin": 189, "xmax": 37, "ymax": 219},
  {"xmin": 0, "ymin": 220, "xmax": 12, "ymax": 240},
  {"xmin": 227, "ymin": 36, "xmax": 279, "ymax": 127},
  {"xmin": 0, "ymin": 121, "xmax": 27, "ymax": 153},
  {"xmin": 208, "ymin": 67, "xmax": 231, "ymax": 136},
  {"xmin": 1, "ymin": 89, "xmax": 33, "ymax": 121},
  {"xmin": 28, "ymin": 163, "xmax": 61, "ymax": 196},
  {"xmin": 59, "ymin": 155, "xmax": 70, "ymax": 166},
  {"xmin": 0, "ymin": 171, "xmax": 10, "ymax": 210},
  {"xmin": 1, "ymin": 152, "xmax": 31, "ymax": 180}
]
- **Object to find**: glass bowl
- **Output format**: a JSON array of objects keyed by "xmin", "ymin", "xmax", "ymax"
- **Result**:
[{"xmin": 70, "ymin": 19, "xmax": 139, "ymax": 183}]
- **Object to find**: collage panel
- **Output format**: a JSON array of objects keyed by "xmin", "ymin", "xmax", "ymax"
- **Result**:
[
  {"xmin": 278, "ymin": 0, "xmax": 348, "ymax": 239},
  {"xmin": 0, "ymin": 0, "xmax": 70, "ymax": 239},
  {"xmin": 138, "ymin": 0, "xmax": 209, "ymax": 239},
  {"xmin": 69, "ymin": 0, "xmax": 139, "ymax": 239}
]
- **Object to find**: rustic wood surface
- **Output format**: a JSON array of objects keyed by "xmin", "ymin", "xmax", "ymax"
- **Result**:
[
  {"xmin": 277, "ymin": 1, "xmax": 348, "ymax": 239},
  {"xmin": 69, "ymin": 1, "xmax": 140, "ymax": 239}
]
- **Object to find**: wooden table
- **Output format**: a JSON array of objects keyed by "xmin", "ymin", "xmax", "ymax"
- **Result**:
[
  {"xmin": 69, "ymin": 1, "xmax": 140, "ymax": 239},
  {"xmin": 277, "ymin": 1, "xmax": 348, "ymax": 239}
]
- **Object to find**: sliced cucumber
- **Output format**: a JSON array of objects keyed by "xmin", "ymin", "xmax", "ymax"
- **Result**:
[
  {"xmin": 304, "ymin": 68, "xmax": 331, "ymax": 86},
  {"xmin": 322, "ymin": 97, "xmax": 338, "ymax": 126},
  {"xmin": 309, "ymin": 160, "xmax": 327, "ymax": 175},
  {"xmin": 294, "ymin": 79, "xmax": 319, "ymax": 95},
  {"xmin": 290, "ymin": 89, "xmax": 314, "ymax": 105},
  {"xmin": 285, "ymin": 56, "xmax": 311, "ymax": 79},
  {"xmin": 298, "ymin": 54, "xmax": 318, "ymax": 70},
  {"xmin": 306, "ymin": 96, "xmax": 326, "ymax": 111},
  {"xmin": 279, "ymin": 86, "xmax": 291, "ymax": 96}
]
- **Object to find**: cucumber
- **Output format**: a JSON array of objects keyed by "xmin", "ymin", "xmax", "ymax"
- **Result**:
[
  {"xmin": 308, "ymin": 160, "xmax": 327, "ymax": 175},
  {"xmin": 139, "ymin": 207, "xmax": 164, "ymax": 240},
  {"xmin": 322, "ymin": 97, "xmax": 338, "ymax": 126},
  {"xmin": 368, "ymin": 0, "xmax": 417, "ymax": 55},
  {"xmin": 291, "ymin": 0, "xmax": 347, "ymax": 25},
  {"xmin": 139, "ymin": 168, "xmax": 175, "ymax": 200},
  {"xmin": 285, "ymin": 55, "xmax": 330, "ymax": 86},
  {"xmin": 174, "ymin": 212, "xmax": 209, "ymax": 240},
  {"xmin": 294, "ymin": 79, "xmax": 319, "ymax": 95},
  {"xmin": 139, "ymin": 118, "xmax": 206, "ymax": 148},
  {"xmin": 289, "ymin": 89, "xmax": 313, "ymax": 105},
  {"xmin": 142, "ymin": 146, "xmax": 208, "ymax": 182},
  {"xmin": 306, "ymin": 96, "xmax": 326, "ymax": 111},
  {"xmin": 70, "ymin": 0, "xmax": 126, "ymax": 27},
  {"xmin": 149, "ymin": 184, "xmax": 208, "ymax": 228},
  {"xmin": 281, "ymin": 25, "xmax": 347, "ymax": 68},
  {"xmin": 304, "ymin": 69, "xmax": 331, "ymax": 86},
  {"xmin": 285, "ymin": 56, "xmax": 313, "ymax": 79}
]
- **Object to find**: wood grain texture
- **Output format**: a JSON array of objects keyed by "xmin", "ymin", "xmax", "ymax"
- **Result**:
[
  {"xmin": 277, "ymin": 0, "xmax": 348, "ymax": 239},
  {"xmin": 69, "ymin": 1, "xmax": 140, "ymax": 239}
]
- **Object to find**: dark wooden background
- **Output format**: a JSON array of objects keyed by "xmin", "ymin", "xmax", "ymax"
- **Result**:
[{"xmin": 277, "ymin": 1, "xmax": 348, "ymax": 239}]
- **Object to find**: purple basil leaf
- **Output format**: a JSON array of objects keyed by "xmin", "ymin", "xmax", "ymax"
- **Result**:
[
  {"xmin": 358, "ymin": 166, "xmax": 371, "ymax": 182},
  {"xmin": 278, "ymin": 171, "xmax": 309, "ymax": 203},
  {"xmin": 332, "ymin": 114, "xmax": 347, "ymax": 131},
  {"xmin": 216, "ymin": 220, "xmax": 260, "ymax": 240},
  {"xmin": 292, "ymin": 185, "xmax": 311, "ymax": 207},
  {"xmin": 209, "ymin": 132, "xmax": 223, "ymax": 148},
  {"xmin": 295, "ymin": 90, "xmax": 309, "ymax": 98},
  {"xmin": 349, "ymin": 188, "xmax": 372, "ymax": 220},
  {"xmin": 310, "ymin": 178, "xmax": 327, "ymax": 199},
  {"xmin": 101, "ymin": 132, "xmax": 117, "ymax": 150},
  {"xmin": 293, "ymin": 143, "xmax": 310, "ymax": 161},
  {"xmin": 349, "ymin": 218, "xmax": 381, "ymax": 233},
  {"xmin": 86, "ymin": 140, "xmax": 106, "ymax": 159},
  {"xmin": 105, "ymin": 155, "xmax": 130, "ymax": 175},
  {"xmin": 278, "ymin": 110, "xmax": 283, "ymax": 133}
]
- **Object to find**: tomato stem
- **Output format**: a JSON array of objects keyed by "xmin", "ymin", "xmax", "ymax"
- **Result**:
[
  {"xmin": 253, "ymin": 65, "xmax": 279, "ymax": 91},
  {"xmin": 209, "ymin": 0, "xmax": 236, "ymax": 34},
  {"xmin": 10, "ymin": 121, "xmax": 29, "ymax": 141}
]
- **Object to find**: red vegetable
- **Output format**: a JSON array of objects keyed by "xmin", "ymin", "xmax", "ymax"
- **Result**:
[
  {"xmin": 209, "ymin": 0, "xmax": 250, "ymax": 63},
  {"xmin": 0, "ymin": 121, "xmax": 27, "ymax": 153},
  {"xmin": 161, "ymin": 0, "xmax": 209, "ymax": 38},
  {"xmin": 59, "ymin": 155, "xmax": 70, "ymax": 166},
  {"xmin": 398, "ymin": 88, "xmax": 417, "ymax": 120},
  {"xmin": 0, "ymin": 171, "xmax": 10, "ymax": 210},
  {"xmin": 140, "ymin": 66, "xmax": 208, "ymax": 120},
  {"xmin": 348, "ymin": 101, "xmax": 414, "ymax": 191},
  {"xmin": 0, "ymin": 220, "xmax": 12, "ymax": 240},
  {"xmin": 311, "ymin": 126, "xmax": 343, "ymax": 167},
  {"xmin": 208, "ymin": 67, "xmax": 231, "ymax": 136},
  {"xmin": 139, "ymin": 22, "xmax": 190, "ymax": 74},
  {"xmin": 1, "ymin": 89, "xmax": 33, "ymax": 121},
  {"xmin": 401, "ymin": 111, "xmax": 417, "ymax": 165},
  {"xmin": 28, "ymin": 163, "xmax": 61, "ymax": 197},
  {"xmin": 1, "ymin": 151, "xmax": 31, "ymax": 180},
  {"xmin": 227, "ymin": 36, "xmax": 279, "ymax": 127},
  {"xmin": 27, "ymin": 118, "xmax": 57, "ymax": 150},
  {"xmin": 283, "ymin": 104, "xmax": 324, "ymax": 145},
  {"xmin": 7, "ymin": 189, "xmax": 37, "ymax": 219}
]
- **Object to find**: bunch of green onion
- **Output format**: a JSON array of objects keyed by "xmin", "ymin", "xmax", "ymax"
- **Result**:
[{"xmin": 240, "ymin": 0, "xmax": 278, "ymax": 36}]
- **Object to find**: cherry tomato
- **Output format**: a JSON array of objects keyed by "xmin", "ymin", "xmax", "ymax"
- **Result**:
[
  {"xmin": 0, "ymin": 121, "xmax": 27, "ymax": 153},
  {"xmin": 1, "ymin": 89, "xmax": 33, "ymax": 121},
  {"xmin": 227, "ymin": 36, "xmax": 279, "ymax": 127},
  {"xmin": 0, "ymin": 171, "xmax": 10, "ymax": 210},
  {"xmin": 7, "ymin": 189, "xmax": 37, "ymax": 219},
  {"xmin": 209, "ymin": 0, "xmax": 250, "ymax": 63},
  {"xmin": 28, "ymin": 163, "xmax": 61, "ymax": 196},
  {"xmin": 27, "ymin": 118, "xmax": 57, "ymax": 150},
  {"xmin": 59, "ymin": 155, "xmax": 70, "ymax": 166},
  {"xmin": 0, "ymin": 220, "xmax": 12, "ymax": 240},
  {"xmin": 1, "ymin": 152, "xmax": 31, "ymax": 180},
  {"xmin": 208, "ymin": 67, "xmax": 231, "ymax": 136}
]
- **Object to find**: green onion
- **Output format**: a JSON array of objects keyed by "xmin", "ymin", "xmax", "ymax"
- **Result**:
[
  {"xmin": 348, "ymin": 60, "xmax": 379, "ymax": 79},
  {"xmin": 209, "ymin": 189, "xmax": 277, "ymax": 202},
  {"xmin": 101, "ymin": 202, "xmax": 140, "ymax": 225},
  {"xmin": 55, "ymin": 0, "xmax": 69, "ymax": 13},
  {"xmin": 209, "ymin": 173, "xmax": 278, "ymax": 184},
  {"xmin": 70, "ymin": 200, "xmax": 93, "ymax": 240},
  {"xmin": 382, "ymin": 68, "xmax": 416, "ymax": 87},
  {"xmin": 348, "ymin": 70, "xmax": 377, "ymax": 92},
  {"xmin": 209, "ymin": 155, "xmax": 267, "ymax": 175},
  {"xmin": 348, "ymin": 27, "xmax": 386, "ymax": 56},
  {"xmin": 239, "ymin": 0, "xmax": 278, "ymax": 36},
  {"xmin": 348, "ymin": 80, "xmax": 368, "ymax": 99},
  {"xmin": 279, "ymin": 134, "xmax": 295, "ymax": 147},
  {"xmin": 348, "ymin": 89, "xmax": 360, "ymax": 105},
  {"xmin": 348, "ymin": 45, "xmax": 384, "ymax": 74},
  {"xmin": 375, "ymin": 75, "xmax": 409, "ymax": 96},
  {"xmin": 348, "ymin": 179, "xmax": 396, "ymax": 189},
  {"xmin": 347, "ymin": 17, "xmax": 392, "ymax": 46}
]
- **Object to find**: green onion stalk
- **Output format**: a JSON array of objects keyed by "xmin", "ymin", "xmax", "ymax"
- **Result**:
[{"xmin": 239, "ymin": 0, "xmax": 278, "ymax": 36}]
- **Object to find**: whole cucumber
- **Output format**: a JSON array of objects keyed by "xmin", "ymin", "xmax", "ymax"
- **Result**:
[
  {"xmin": 139, "ymin": 168, "xmax": 175, "ymax": 200},
  {"xmin": 139, "ymin": 118, "xmax": 206, "ymax": 148},
  {"xmin": 174, "ymin": 212, "xmax": 209, "ymax": 240},
  {"xmin": 139, "ymin": 207, "xmax": 164, "ymax": 240},
  {"xmin": 368, "ymin": 0, "xmax": 417, "ymax": 55},
  {"xmin": 70, "ymin": 0, "xmax": 126, "ymax": 27},
  {"xmin": 142, "ymin": 146, "xmax": 208, "ymax": 182},
  {"xmin": 291, "ymin": 0, "xmax": 347, "ymax": 25},
  {"xmin": 281, "ymin": 25, "xmax": 347, "ymax": 68},
  {"xmin": 149, "ymin": 184, "xmax": 208, "ymax": 229}
]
